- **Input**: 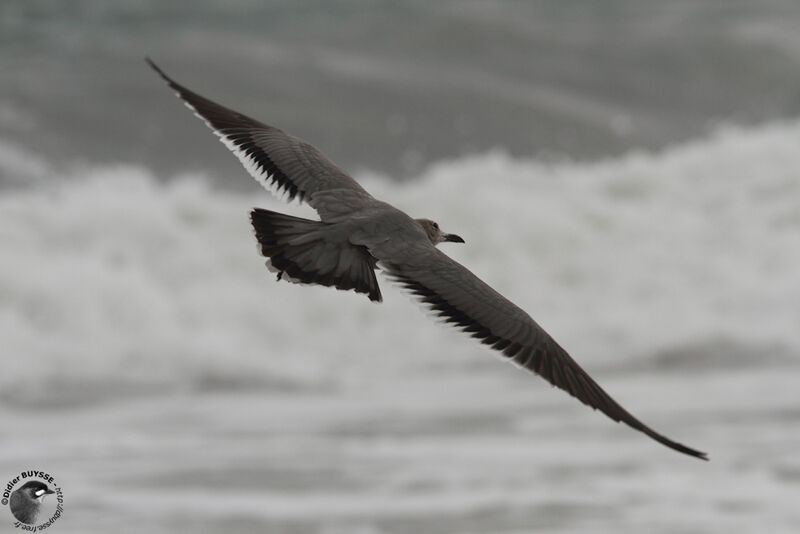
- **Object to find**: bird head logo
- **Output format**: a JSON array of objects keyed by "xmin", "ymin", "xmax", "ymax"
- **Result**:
[{"xmin": 9, "ymin": 481, "xmax": 55, "ymax": 525}]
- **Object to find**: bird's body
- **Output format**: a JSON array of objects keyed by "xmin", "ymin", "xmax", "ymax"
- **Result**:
[
  {"xmin": 9, "ymin": 481, "xmax": 54, "ymax": 525},
  {"xmin": 148, "ymin": 58, "xmax": 707, "ymax": 461}
]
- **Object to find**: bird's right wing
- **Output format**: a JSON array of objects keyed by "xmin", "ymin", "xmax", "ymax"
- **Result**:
[
  {"xmin": 147, "ymin": 58, "xmax": 373, "ymax": 220},
  {"xmin": 381, "ymin": 246, "xmax": 708, "ymax": 460}
]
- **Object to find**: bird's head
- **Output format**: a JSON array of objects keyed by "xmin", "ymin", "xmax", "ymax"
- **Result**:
[
  {"xmin": 416, "ymin": 218, "xmax": 465, "ymax": 246},
  {"xmin": 15, "ymin": 481, "xmax": 55, "ymax": 503}
]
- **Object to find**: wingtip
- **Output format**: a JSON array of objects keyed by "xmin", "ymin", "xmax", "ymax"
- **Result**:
[
  {"xmin": 144, "ymin": 55, "xmax": 157, "ymax": 71},
  {"xmin": 145, "ymin": 56, "xmax": 172, "ymax": 84},
  {"xmin": 652, "ymin": 431, "xmax": 709, "ymax": 461},
  {"xmin": 682, "ymin": 447, "xmax": 709, "ymax": 461}
]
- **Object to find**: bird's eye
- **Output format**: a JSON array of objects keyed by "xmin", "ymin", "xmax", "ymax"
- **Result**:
[{"xmin": 433, "ymin": 222, "xmax": 439, "ymax": 229}]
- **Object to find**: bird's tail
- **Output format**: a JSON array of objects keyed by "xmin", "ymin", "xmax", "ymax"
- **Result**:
[{"xmin": 250, "ymin": 208, "xmax": 382, "ymax": 302}]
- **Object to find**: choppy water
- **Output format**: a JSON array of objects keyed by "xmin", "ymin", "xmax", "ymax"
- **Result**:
[
  {"xmin": 1, "ymin": 119, "xmax": 799, "ymax": 532},
  {"xmin": 3, "ymin": 2, "xmax": 800, "ymax": 531},
  {"xmin": 4, "ymin": 0, "xmax": 800, "ymax": 180}
]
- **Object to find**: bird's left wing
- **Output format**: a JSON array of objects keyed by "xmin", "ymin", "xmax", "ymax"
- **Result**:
[
  {"xmin": 146, "ymin": 58, "xmax": 372, "ymax": 220},
  {"xmin": 381, "ymin": 246, "xmax": 708, "ymax": 460}
]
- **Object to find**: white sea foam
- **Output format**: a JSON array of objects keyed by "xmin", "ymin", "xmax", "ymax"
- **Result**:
[
  {"xmin": 0, "ymin": 139, "xmax": 51, "ymax": 186},
  {"xmin": 2, "ymin": 121, "xmax": 799, "ymax": 533},
  {"xmin": 1, "ymin": 121, "xmax": 799, "ymax": 402}
]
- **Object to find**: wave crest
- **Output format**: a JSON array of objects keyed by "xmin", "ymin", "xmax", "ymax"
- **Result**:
[{"xmin": 2, "ymin": 121, "xmax": 798, "ymax": 401}]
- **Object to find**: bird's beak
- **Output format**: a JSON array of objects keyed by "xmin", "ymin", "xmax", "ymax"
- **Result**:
[
  {"xmin": 443, "ymin": 233, "xmax": 465, "ymax": 243},
  {"xmin": 35, "ymin": 488, "xmax": 55, "ymax": 501}
]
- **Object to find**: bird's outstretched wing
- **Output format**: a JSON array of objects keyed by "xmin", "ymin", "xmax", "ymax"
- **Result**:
[
  {"xmin": 381, "ymin": 246, "xmax": 708, "ymax": 460},
  {"xmin": 146, "ymin": 58, "xmax": 372, "ymax": 220}
]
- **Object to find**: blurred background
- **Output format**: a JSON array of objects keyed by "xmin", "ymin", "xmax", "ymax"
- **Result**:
[{"xmin": 1, "ymin": 1, "xmax": 799, "ymax": 532}]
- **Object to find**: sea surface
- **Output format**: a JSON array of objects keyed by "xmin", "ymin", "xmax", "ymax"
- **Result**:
[
  {"xmin": 3, "ymin": 0, "xmax": 800, "ymax": 180},
  {"xmin": 2, "ymin": 122, "xmax": 799, "ymax": 532},
  {"xmin": 1, "ymin": 2, "xmax": 800, "ymax": 533}
]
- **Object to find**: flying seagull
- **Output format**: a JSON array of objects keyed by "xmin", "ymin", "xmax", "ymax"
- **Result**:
[{"xmin": 147, "ymin": 58, "xmax": 707, "ymax": 460}]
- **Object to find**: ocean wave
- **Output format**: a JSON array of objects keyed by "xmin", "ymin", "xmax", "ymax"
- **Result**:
[{"xmin": 1, "ymin": 121, "xmax": 798, "ymax": 402}]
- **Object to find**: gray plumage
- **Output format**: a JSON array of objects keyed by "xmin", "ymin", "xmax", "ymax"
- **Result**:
[
  {"xmin": 147, "ymin": 58, "xmax": 707, "ymax": 461},
  {"xmin": 9, "ymin": 481, "xmax": 53, "ymax": 525}
]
